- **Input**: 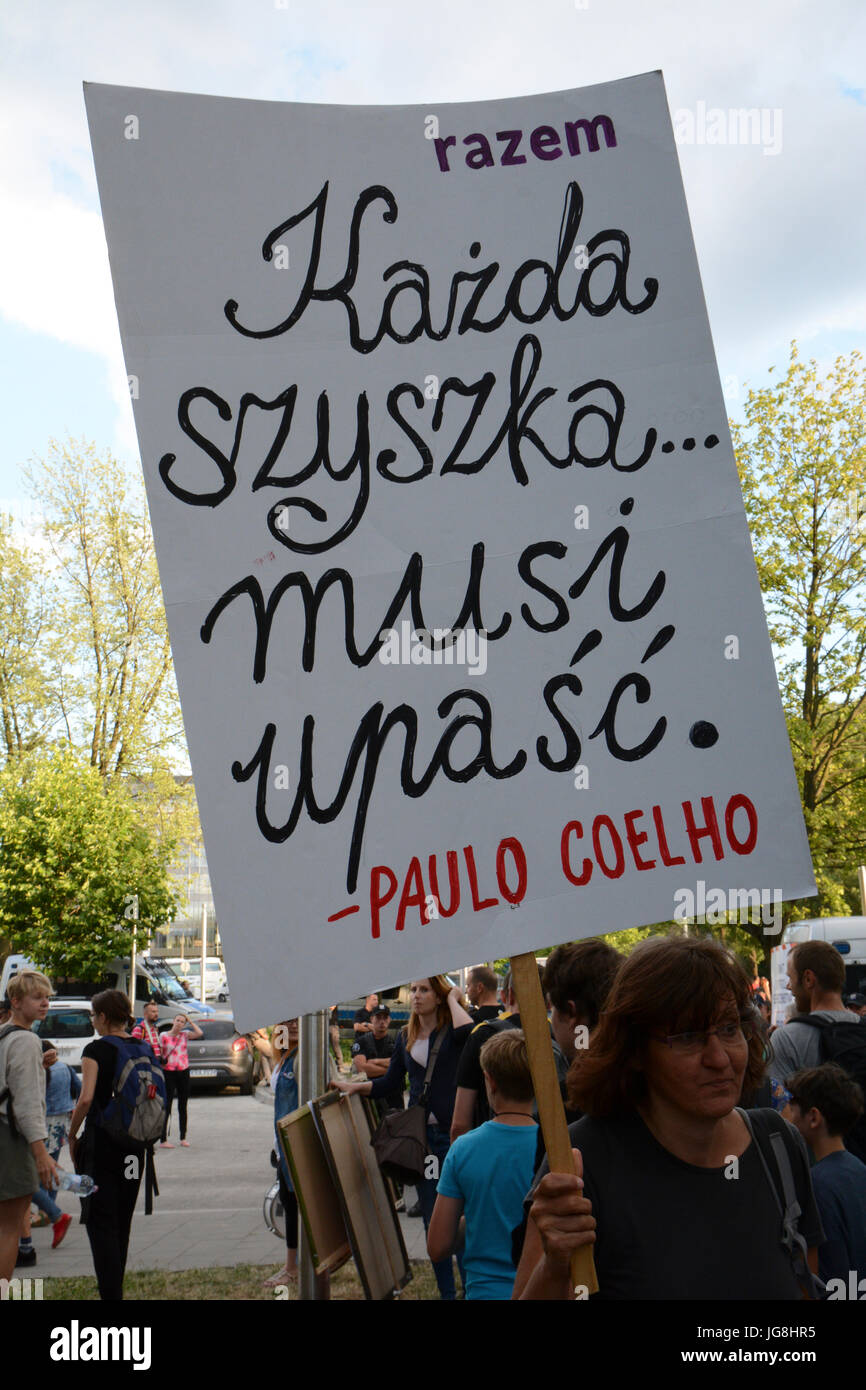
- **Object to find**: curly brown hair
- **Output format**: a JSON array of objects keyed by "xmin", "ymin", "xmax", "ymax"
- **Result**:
[{"xmin": 566, "ymin": 933, "xmax": 765, "ymax": 1116}]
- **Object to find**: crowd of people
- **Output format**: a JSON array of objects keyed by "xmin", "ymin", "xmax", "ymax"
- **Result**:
[
  {"xmin": 321, "ymin": 939, "xmax": 865, "ymax": 1300},
  {"xmin": 2, "ymin": 935, "xmax": 865, "ymax": 1302}
]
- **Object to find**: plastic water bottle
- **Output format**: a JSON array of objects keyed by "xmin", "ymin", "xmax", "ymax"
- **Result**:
[{"xmin": 56, "ymin": 1170, "xmax": 98, "ymax": 1196}]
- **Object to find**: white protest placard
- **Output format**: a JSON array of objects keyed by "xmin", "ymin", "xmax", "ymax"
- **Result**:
[{"xmin": 85, "ymin": 74, "xmax": 815, "ymax": 1030}]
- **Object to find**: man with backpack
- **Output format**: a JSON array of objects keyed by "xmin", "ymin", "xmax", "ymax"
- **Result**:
[
  {"xmin": 131, "ymin": 1000, "xmax": 163, "ymax": 1059},
  {"xmin": 67, "ymin": 988, "xmax": 166, "ymax": 1300},
  {"xmin": 770, "ymin": 941, "xmax": 866, "ymax": 1162}
]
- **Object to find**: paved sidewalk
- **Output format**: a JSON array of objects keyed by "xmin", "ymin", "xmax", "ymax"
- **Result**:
[{"xmin": 27, "ymin": 1091, "xmax": 428, "ymax": 1282}]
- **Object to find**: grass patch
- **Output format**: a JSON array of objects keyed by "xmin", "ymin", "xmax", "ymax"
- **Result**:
[{"xmin": 42, "ymin": 1260, "xmax": 442, "ymax": 1301}]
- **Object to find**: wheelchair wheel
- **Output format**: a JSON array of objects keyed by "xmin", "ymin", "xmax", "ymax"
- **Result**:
[{"xmin": 263, "ymin": 1180, "xmax": 285, "ymax": 1240}]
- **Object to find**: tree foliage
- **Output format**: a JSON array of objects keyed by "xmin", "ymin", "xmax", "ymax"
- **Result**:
[
  {"xmin": 0, "ymin": 748, "xmax": 178, "ymax": 977},
  {"xmin": 0, "ymin": 515, "xmax": 69, "ymax": 761},
  {"xmin": 732, "ymin": 344, "xmax": 866, "ymax": 918},
  {"xmin": 23, "ymin": 438, "xmax": 183, "ymax": 776}
]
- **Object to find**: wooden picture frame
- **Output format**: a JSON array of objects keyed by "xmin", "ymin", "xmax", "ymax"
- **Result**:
[
  {"xmin": 310, "ymin": 1092, "xmax": 412, "ymax": 1300},
  {"xmin": 277, "ymin": 1106, "xmax": 352, "ymax": 1275}
]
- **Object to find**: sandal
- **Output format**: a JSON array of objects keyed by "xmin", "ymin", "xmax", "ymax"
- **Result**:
[{"xmin": 262, "ymin": 1266, "xmax": 297, "ymax": 1287}]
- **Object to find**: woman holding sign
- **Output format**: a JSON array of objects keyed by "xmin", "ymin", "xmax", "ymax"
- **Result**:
[
  {"xmin": 514, "ymin": 936, "xmax": 824, "ymax": 1301},
  {"xmin": 332, "ymin": 976, "xmax": 473, "ymax": 1299}
]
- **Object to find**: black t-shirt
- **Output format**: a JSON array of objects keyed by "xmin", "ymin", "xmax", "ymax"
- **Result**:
[
  {"xmin": 470, "ymin": 1005, "xmax": 502, "ymax": 1023},
  {"xmin": 455, "ymin": 1013, "xmax": 521, "ymax": 1125},
  {"xmin": 352, "ymin": 1032, "xmax": 403, "ymax": 1109},
  {"xmin": 353, "ymin": 1007, "xmax": 373, "ymax": 1029},
  {"xmin": 529, "ymin": 1109, "xmax": 823, "ymax": 1300},
  {"xmin": 352, "ymin": 1033, "xmax": 395, "ymax": 1062},
  {"xmin": 82, "ymin": 1038, "xmax": 126, "ymax": 1115}
]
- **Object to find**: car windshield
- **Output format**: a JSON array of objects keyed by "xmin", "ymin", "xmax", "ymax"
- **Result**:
[
  {"xmin": 145, "ymin": 960, "xmax": 190, "ymax": 1002},
  {"xmin": 33, "ymin": 1010, "xmax": 93, "ymax": 1038}
]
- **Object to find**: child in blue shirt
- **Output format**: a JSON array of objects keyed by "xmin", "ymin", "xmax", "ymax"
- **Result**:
[{"xmin": 429, "ymin": 1028, "xmax": 538, "ymax": 1299}]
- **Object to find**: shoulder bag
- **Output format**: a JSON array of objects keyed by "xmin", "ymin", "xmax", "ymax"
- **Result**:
[{"xmin": 370, "ymin": 1029, "xmax": 445, "ymax": 1184}]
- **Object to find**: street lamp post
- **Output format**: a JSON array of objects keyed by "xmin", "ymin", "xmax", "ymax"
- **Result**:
[
  {"xmin": 297, "ymin": 1010, "xmax": 328, "ymax": 1300},
  {"xmin": 125, "ymin": 893, "xmax": 140, "ymax": 1003}
]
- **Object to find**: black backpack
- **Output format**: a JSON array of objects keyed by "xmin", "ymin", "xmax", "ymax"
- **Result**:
[{"xmin": 790, "ymin": 1014, "xmax": 866, "ymax": 1163}]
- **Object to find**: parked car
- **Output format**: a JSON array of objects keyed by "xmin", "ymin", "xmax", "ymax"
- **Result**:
[
  {"xmin": 181, "ymin": 1016, "xmax": 262, "ymax": 1094},
  {"xmin": 30, "ymin": 999, "xmax": 97, "ymax": 1072}
]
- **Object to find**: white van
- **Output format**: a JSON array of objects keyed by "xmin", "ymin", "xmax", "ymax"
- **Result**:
[
  {"xmin": 160, "ymin": 956, "xmax": 228, "ymax": 1002},
  {"xmin": 0, "ymin": 952, "xmax": 215, "ymax": 1025},
  {"xmin": 770, "ymin": 917, "xmax": 866, "ymax": 1024}
]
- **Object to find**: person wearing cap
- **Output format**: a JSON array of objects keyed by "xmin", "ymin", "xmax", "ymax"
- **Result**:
[
  {"xmin": 351, "ymin": 1005, "xmax": 404, "ymax": 1111},
  {"xmin": 846, "ymin": 993, "xmax": 866, "ymax": 1020}
]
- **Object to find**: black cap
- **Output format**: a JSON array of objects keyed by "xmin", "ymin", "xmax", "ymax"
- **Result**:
[
  {"xmin": 846, "ymin": 993, "xmax": 866, "ymax": 1008},
  {"xmin": 371, "ymin": 1004, "xmax": 391, "ymax": 1017}
]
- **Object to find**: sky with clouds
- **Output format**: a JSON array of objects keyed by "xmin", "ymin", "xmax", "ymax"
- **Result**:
[{"xmin": 0, "ymin": 0, "xmax": 863, "ymax": 512}]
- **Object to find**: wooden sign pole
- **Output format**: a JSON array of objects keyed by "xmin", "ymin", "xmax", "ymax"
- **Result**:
[{"xmin": 510, "ymin": 951, "xmax": 598, "ymax": 1297}]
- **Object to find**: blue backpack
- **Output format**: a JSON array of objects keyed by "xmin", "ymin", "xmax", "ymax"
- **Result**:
[
  {"xmin": 96, "ymin": 1035, "xmax": 167, "ymax": 1148},
  {"xmin": 89, "ymin": 1035, "xmax": 166, "ymax": 1215}
]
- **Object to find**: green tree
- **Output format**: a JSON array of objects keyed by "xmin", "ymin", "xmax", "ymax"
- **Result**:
[
  {"xmin": 0, "ymin": 748, "xmax": 178, "ymax": 978},
  {"xmin": 732, "ymin": 344, "xmax": 866, "ymax": 918},
  {"xmin": 24, "ymin": 438, "xmax": 183, "ymax": 777},
  {"xmin": 0, "ymin": 514, "xmax": 70, "ymax": 761}
]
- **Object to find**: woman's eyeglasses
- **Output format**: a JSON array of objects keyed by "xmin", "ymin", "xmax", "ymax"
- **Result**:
[{"xmin": 653, "ymin": 1019, "xmax": 753, "ymax": 1054}]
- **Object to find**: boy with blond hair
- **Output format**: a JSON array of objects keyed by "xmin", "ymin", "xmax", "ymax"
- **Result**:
[
  {"xmin": 0, "ymin": 970, "xmax": 60, "ymax": 1280},
  {"xmin": 428, "ymin": 1028, "xmax": 538, "ymax": 1299}
]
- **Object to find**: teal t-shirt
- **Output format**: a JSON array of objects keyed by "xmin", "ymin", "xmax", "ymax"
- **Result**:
[{"xmin": 437, "ymin": 1119, "xmax": 539, "ymax": 1300}]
